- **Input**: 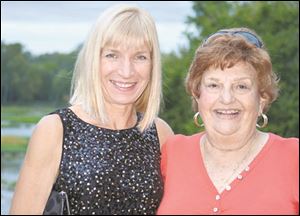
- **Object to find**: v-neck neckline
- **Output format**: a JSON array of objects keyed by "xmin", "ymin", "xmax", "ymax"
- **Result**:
[{"xmin": 195, "ymin": 132, "xmax": 274, "ymax": 196}]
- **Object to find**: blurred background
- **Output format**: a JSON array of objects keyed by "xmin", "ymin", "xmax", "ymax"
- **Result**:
[{"xmin": 1, "ymin": 1, "xmax": 299, "ymax": 214}]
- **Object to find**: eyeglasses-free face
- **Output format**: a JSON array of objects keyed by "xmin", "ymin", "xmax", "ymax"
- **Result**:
[{"xmin": 203, "ymin": 30, "xmax": 263, "ymax": 48}]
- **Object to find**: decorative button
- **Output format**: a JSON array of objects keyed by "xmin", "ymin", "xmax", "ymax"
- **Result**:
[
  {"xmin": 215, "ymin": 194, "xmax": 220, "ymax": 200},
  {"xmin": 213, "ymin": 207, "xmax": 218, "ymax": 212},
  {"xmin": 225, "ymin": 185, "xmax": 231, "ymax": 191},
  {"xmin": 237, "ymin": 174, "xmax": 243, "ymax": 180},
  {"xmin": 245, "ymin": 166, "xmax": 250, "ymax": 171}
]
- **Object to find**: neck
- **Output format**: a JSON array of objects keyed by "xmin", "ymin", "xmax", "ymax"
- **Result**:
[
  {"xmin": 200, "ymin": 131, "xmax": 268, "ymax": 194},
  {"xmin": 105, "ymin": 104, "xmax": 137, "ymax": 130},
  {"xmin": 204, "ymin": 129, "xmax": 259, "ymax": 152}
]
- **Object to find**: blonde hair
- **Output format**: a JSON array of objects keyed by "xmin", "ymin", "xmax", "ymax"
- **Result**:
[
  {"xmin": 186, "ymin": 27, "xmax": 279, "ymax": 113},
  {"xmin": 69, "ymin": 4, "xmax": 161, "ymax": 132}
]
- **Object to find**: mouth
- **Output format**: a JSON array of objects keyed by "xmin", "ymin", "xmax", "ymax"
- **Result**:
[
  {"xmin": 110, "ymin": 80, "xmax": 137, "ymax": 91},
  {"xmin": 214, "ymin": 109, "xmax": 241, "ymax": 119}
]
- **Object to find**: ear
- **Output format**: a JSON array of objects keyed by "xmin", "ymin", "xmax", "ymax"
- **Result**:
[
  {"xmin": 259, "ymin": 97, "xmax": 267, "ymax": 114},
  {"xmin": 192, "ymin": 92, "xmax": 200, "ymax": 103}
]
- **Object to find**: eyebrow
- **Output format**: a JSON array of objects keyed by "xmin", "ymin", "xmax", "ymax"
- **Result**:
[
  {"xmin": 102, "ymin": 49, "xmax": 119, "ymax": 53},
  {"xmin": 205, "ymin": 77, "xmax": 252, "ymax": 81},
  {"xmin": 103, "ymin": 47, "xmax": 150, "ymax": 53},
  {"xmin": 233, "ymin": 77, "xmax": 253, "ymax": 81},
  {"xmin": 205, "ymin": 78, "xmax": 220, "ymax": 82}
]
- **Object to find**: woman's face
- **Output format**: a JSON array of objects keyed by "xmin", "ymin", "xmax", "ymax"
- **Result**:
[
  {"xmin": 100, "ymin": 44, "xmax": 151, "ymax": 107},
  {"xmin": 196, "ymin": 62, "xmax": 265, "ymax": 136}
]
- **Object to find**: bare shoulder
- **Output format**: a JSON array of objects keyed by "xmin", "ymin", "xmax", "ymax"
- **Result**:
[
  {"xmin": 9, "ymin": 114, "xmax": 63, "ymax": 214},
  {"xmin": 155, "ymin": 117, "xmax": 174, "ymax": 149},
  {"xmin": 31, "ymin": 114, "xmax": 63, "ymax": 146},
  {"xmin": 36, "ymin": 113, "xmax": 62, "ymax": 132},
  {"xmin": 25, "ymin": 114, "xmax": 63, "ymax": 168}
]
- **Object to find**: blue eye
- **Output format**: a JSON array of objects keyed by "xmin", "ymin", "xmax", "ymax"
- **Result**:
[
  {"xmin": 136, "ymin": 55, "xmax": 147, "ymax": 60},
  {"xmin": 105, "ymin": 53, "xmax": 117, "ymax": 59}
]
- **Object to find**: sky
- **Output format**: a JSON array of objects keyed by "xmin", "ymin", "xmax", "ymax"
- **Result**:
[{"xmin": 1, "ymin": 1, "xmax": 195, "ymax": 55}]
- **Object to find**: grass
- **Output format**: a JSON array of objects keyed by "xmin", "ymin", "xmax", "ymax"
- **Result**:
[
  {"xmin": 1, "ymin": 104, "xmax": 56, "ymax": 127},
  {"xmin": 1, "ymin": 105, "xmax": 58, "ymax": 152},
  {"xmin": 1, "ymin": 104, "xmax": 59, "ymax": 152},
  {"xmin": 2, "ymin": 116, "xmax": 40, "ymax": 126},
  {"xmin": 1, "ymin": 136, "xmax": 28, "ymax": 152}
]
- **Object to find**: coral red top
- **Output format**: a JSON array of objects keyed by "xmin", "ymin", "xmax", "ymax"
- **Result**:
[{"xmin": 157, "ymin": 132, "xmax": 299, "ymax": 215}]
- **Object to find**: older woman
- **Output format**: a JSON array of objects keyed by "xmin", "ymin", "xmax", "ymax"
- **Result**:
[
  {"xmin": 10, "ymin": 5, "xmax": 173, "ymax": 215},
  {"xmin": 157, "ymin": 28, "xmax": 299, "ymax": 215}
]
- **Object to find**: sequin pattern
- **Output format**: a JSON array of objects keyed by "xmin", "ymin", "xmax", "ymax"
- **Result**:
[{"xmin": 50, "ymin": 108, "xmax": 163, "ymax": 215}]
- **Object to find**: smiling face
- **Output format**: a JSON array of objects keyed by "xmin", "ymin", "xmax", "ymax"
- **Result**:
[
  {"xmin": 195, "ymin": 62, "xmax": 266, "ymax": 136},
  {"xmin": 100, "ymin": 44, "xmax": 151, "ymax": 109}
]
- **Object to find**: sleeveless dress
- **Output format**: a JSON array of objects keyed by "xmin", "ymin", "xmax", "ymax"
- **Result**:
[{"xmin": 48, "ymin": 108, "xmax": 163, "ymax": 215}]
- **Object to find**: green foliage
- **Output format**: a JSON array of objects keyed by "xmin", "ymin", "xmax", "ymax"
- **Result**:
[
  {"xmin": 160, "ymin": 1, "xmax": 299, "ymax": 137},
  {"xmin": 1, "ymin": 105, "xmax": 55, "ymax": 127},
  {"xmin": 1, "ymin": 42, "xmax": 75, "ymax": 105},
  {"xmin": 1, "ymin": 136, "xmax": 28, "ymax": 152},
  {"xmin": 1, "ymin": 2, "xmax": 298, "ymax": 138}
]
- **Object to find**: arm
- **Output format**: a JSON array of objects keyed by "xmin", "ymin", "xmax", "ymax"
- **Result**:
[
  {"xmin": 9, "ymin": 114, "xmax": 63, "ymax": 214},
  {"xmin": 155, "ymin": 117, "xmax": 174, "ymax": 149}
]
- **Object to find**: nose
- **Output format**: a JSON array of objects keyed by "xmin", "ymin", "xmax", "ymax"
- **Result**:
[
  {"xmin": 118, "ymin": 58, "xmax": 134, "ymax": 78},
  {"xmin": 219, "ymin": 86, "xmax": 235, "ymax": 104}
]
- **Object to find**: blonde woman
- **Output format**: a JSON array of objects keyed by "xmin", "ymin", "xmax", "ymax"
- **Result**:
[{"xmin": 10, "ymin": 5, "xmax": 173, "ymax": 215}]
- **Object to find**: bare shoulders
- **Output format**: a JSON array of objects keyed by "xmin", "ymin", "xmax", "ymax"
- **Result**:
[
  {"xmin": 155, "ymin": 117, "xmax": 174, "ymax": 149},
  {"xmin": 25, "ymin": 113, "xmax": 63, "ymax": 179},
  {"xmin": 9, "ymin": 114, "xmax": 64, "ymax": 214},
  {"xmin": 28, "ymin": 112, "xmax": 63, "ymax": 157},
  {"xmin": 37, "ymin": 113, "xmax": 63, "ymax": 130},
  {"xmin": 33, "ymin": 114, "xmax": 63, "ymax": 144}
]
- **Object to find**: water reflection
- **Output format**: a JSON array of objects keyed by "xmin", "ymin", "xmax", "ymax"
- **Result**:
[
  {"xmin": 1, "ymin": 152, "xmax": 25, "ymax": 215},
  {"xmin": 1, "ymin": 123, "xmax": 34, "ymax": 214},
  {"xmin": 1, "ymin": 124, "xmax": 35, "ymax": 137}
]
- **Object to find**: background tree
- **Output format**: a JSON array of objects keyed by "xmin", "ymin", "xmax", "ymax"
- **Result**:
[
  {"xmin": 1, "ymin": 42, "xmax": 75, "ymax": 106},
  {"xmin": 1, "ymin": 1, "xmax": 298, "ymax": 137}
]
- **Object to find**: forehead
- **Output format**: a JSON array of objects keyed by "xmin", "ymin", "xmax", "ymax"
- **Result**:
[
  {"xmin": 102, "ymin": 21, "xmax": 152, "ymax": 54},
  {"xmin": 203, "ymin": 62, "xmax": 257, "ymax": 80},
  {"xmin": 103, "ymin": 43, "xmax": 150, "ymax": 53}
]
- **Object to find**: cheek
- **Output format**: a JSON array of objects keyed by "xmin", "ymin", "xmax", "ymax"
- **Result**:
[
  {"xmin": 101, "ymin": 61, "xmax": 117, "ymax": 75},
  {"xmin": 244, "ymin": 93, "xmax": 261, "ymax": 111},
  {"xmin": 137, "ymin": 65, "xmax": 151, "ymax": 80},
  {"xmin": 196, "ymin": 90, "xmax": 217, "ymax": 109},
  {"xmin": 143, "ymin": 69, "xmax": 151, "ymax": 80},
  {"xmin": 249, "ymin": 101, "xmax": 261, "ymax": 115}
]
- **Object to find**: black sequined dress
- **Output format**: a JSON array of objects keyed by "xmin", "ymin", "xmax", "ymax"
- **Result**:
[{"xmin": 50, "ymin": 108, "xmax": 163, "ymax": 215}]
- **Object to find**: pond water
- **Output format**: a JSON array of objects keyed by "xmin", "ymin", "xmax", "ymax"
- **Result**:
[
  {"xmin": 1, "ymin": 124, "xmax": 36, "ymax": 137},
  {"xmin": 1, "ymin": 124, "xmax": 34, "ymax": 215},
  {"xmin": 1, "ymin": 152, "xmax": 25, "ymax": 215}
]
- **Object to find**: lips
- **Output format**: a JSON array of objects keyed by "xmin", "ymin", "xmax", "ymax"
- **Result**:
[
  {"xmin": 110, "ymin": 80, "xmax": 137, "ymax": 90},
  {"xmin": 214, "ymin": 109, "xmax": 241, "ymax": 119}
]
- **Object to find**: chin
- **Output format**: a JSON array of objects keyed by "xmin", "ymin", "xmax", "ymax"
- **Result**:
[
  {"xmin": 112, "ymin": 99, "xmax": 136, "ymax": 105},
  {"xmin": 111, "ymin": 95, "xmax": 140, "ymax": 105},
  {"xmin": 215, "ymin": 126, "xmax": 239, "ymax": 136}
]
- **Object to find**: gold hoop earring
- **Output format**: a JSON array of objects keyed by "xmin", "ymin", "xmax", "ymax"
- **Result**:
[
  {"xmin": 194, "ymin": 112, "xmax": 204, "ymax": 128},
  {"xmin": 256, "ymin": 113, "xmax": 268, "ymax": 128}
]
